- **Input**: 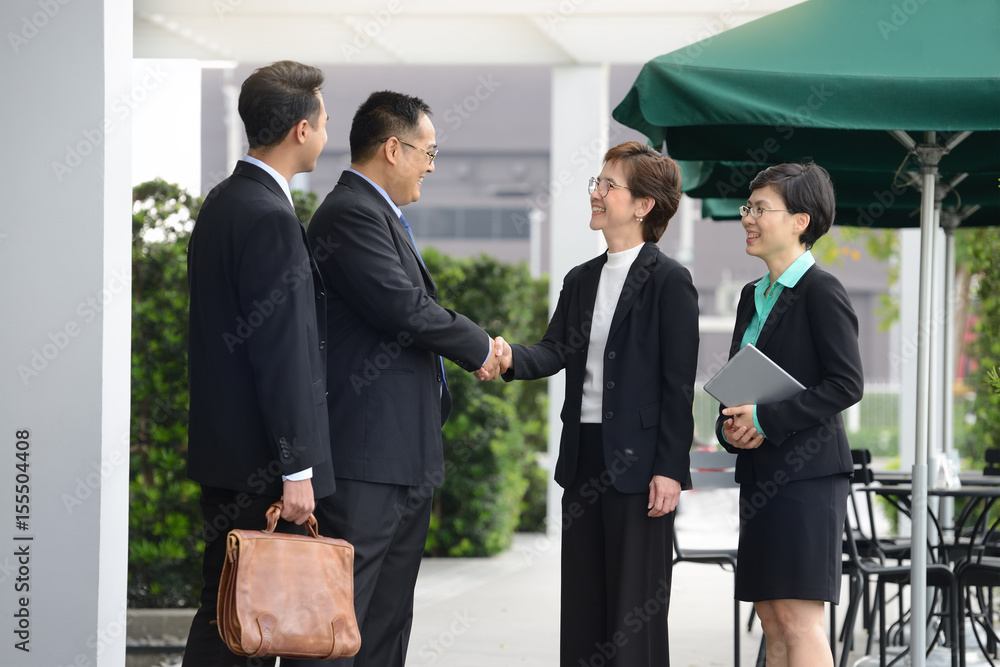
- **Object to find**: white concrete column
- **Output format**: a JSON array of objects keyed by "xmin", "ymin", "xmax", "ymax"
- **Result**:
[
  {"xmin": 1, "ymin": 1, "xmax": 132, "ymax": 665},
  {"xmin": 132, "ymin": 59, "xmax": 202, "ymax": 195},
  {"xmin": 545, "ymin": 65, "xmax": 609, "ymax": 535}
]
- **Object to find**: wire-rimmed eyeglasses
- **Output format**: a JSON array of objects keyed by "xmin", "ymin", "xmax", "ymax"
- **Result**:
[
  {"xmin": 380, "ymin": 137, "xmax": 438, "ymax": 165},
  {"xmin": 588, "ymin": 177, "xmax": 630, "ymax": 197},
  {"xmin": 739, "ymin": 205, "xmax": 791, "ymax": 218}
]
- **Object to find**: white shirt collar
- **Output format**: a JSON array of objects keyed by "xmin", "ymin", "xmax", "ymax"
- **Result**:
[
  {"xmin": 241, "ymin": 155, "xmax": 294, "ymax": 209},
  {"xmin": 348, "ymin": 168, "xmax": 402, "ymax": 218}
]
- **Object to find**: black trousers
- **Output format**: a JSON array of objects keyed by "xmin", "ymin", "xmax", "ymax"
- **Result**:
[
  {"xmin": 313, "ymin": 478, "xmax": 433, "ymax": 667},
  {"xmin": 182, "ymin": 486, "xmax": 318, "ymax": 667},
  {"xmin": 560, "ymin": 424, "xmax": 675, "ymax": 667}
]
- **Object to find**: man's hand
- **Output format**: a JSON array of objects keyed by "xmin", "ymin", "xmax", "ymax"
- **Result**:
[
  {"xmin": 280, "ymin": 478, "xmax": 316, "ymax": 525},
  {"xmin": 474, "ymin": 336, "xmax": 510, "ymax": 381},
  {"xmin": 721, "ymin": 404, "xmax": 764, "ymax": 450},
  {"xmin": 648, "ymin": 475, "xmax": 681, "ymax": 517}
]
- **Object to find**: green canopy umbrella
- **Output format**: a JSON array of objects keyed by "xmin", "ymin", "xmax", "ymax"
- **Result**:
[
  {"xmin": 613, "ymin": 0, "xmax": 1000, "ymax": 173},
  {"xmin": 613, "ymin": 2, "xmax": 1000, "ymax": 660}
]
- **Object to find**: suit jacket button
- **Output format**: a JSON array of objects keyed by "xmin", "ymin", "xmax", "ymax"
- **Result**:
[
  {"xmin": 604, "ymin": 411, "xmax": 614, "ymax": 420},
  {"xmin": 319, "ymin": 341, "xmax": 326, "ymax": 350},
  {"xmin": 624, "ymin": 448, "xmax": 634, "ymax": 457},
  {"xmin": 607, "ymin": 351, "xmax": 616, "ymax": 360},
  {"xmin": 606, "ymin": 381, "xmax": 615, "ymax": 389},
  {"xmin": 317, "ymin": 291, "xmax": 325, "ymax": 299}
]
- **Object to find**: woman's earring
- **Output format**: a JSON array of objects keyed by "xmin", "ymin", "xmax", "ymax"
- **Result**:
[{"xmin": 637, "ymin": 216, "xmax": 644, "ymax": 222}]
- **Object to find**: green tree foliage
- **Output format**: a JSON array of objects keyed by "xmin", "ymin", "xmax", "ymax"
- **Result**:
[
  {"xmin": 129, "ymin": 180, "xmax": 202, "ymax": 607},
  {"xmin": 965, "ymin": 228, "xmax": 1000, "ymax": 458},
  {"xmin": 420, "ymin": 249, "xmax": 550, "ymax": 556}
]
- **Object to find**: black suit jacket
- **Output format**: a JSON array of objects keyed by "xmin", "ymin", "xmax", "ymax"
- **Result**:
[
  {"xmin": 715, "ymin": 264, "xmax": 864, "ymax": 485},
  {"xmin": 187, "ymin": 161, "xmax": 335, "ymax": 498},
  {"xmin": 307, "ymin": 170, "xmax": 491, "ymax": 487},
  {"xmin": 503, "ymin": 242, "xmax": 700, "ymax": 494}
]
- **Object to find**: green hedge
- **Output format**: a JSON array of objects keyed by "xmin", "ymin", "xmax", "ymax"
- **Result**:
[
  {"xmin": 128, "ymin": 181, "xmax": 550, "ymax": 605},
  {"xmin": 421, "ymin": 248, "xmax": 550, "ymax": 556}
]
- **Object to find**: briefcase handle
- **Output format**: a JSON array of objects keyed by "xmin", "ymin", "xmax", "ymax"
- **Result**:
[{"xmin": 264, "ymin": 501, "xmax": 320, "ymax": 539}]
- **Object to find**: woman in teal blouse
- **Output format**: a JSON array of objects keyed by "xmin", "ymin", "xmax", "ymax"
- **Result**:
[{"xmin": 716, "ymin": 162, "xmax": 863, "ymax": 667}]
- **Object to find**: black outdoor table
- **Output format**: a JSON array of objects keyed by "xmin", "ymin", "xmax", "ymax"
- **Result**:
[{"xmin": 859, "ymin": 484, "xmax": 1000, "ymax": 666}]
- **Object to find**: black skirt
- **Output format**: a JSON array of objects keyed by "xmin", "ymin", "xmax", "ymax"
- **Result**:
[{"xmin": 734, "ymin": 473, "xmax": 849, "ymax": 603}]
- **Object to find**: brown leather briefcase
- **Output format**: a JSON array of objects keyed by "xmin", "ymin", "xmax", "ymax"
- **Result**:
[{"xmin": 216, "ymin": 501, "xmax": 361, "ymax": 660}]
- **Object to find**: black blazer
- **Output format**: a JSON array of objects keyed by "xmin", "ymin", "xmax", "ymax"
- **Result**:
[
  {"xmin": 187, "ymin": 161, "xmax": 335, "ymax": 498},
  {"xmin": 503, "ymin": 242, "xmax": 700, "ymax": 494},
  {"xmin": 307, "ymin": 170, "xmax": 491, "ymax": 487},
  {"xmin": 715, "ymin": 264, "xmax": 864, "ymax": 485}
]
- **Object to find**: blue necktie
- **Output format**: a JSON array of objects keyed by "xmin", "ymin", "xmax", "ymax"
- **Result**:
[{"xmin": 399, "ymin": 215, "xmax": 448, "ymax": 390}]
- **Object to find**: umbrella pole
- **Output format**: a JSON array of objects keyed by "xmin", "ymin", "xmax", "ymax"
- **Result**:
[{"xmin": 909, "ymin": 132, "xmax": 946, "ymax": 667}]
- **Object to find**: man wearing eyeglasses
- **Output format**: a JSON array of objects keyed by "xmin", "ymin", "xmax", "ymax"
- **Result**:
[{"xmin": 306, "ymin": 90, "xmax": 503, "ymax": 667}]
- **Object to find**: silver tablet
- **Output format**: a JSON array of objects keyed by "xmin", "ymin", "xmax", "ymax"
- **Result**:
[{"xmin": 703, "ymin": 343, "xmax": 805, "ymax": 407}]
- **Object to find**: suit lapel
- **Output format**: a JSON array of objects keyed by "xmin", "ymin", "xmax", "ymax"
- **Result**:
[
  {"xmin": 730, "ymin": 284, "xmax": 757, "ymax": 358},
  {"xmin": 234, "ymin": 161, "xmax": 295, "ymax": 215},
  {"xmin": 338, "ymin": 171, "xmax": 436, "ymax": 291},
  {"xmin": 608, "ymin": 243, "xmax": 657, "ymax": 341},
  {"xmin": 392, "ymin": 214, "xmax": 435, "ymax": 289},
  {"xmin": 755, "ymin": 265, "xmax": 814, "ymax": 351},
  {"xmin": 577, "ymin": 255, "xmax": 606, "ymax": 344}
]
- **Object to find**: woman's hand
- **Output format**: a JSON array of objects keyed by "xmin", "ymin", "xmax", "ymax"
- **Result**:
[
  {"xmin": 721, "ymin": 404, "xmax": 765, "ymax": 450},
  {"xmin": 648, "ymin": 475, "xmax": 680, "ymax": 517}
]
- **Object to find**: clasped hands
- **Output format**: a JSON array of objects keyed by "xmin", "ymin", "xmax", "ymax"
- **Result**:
[
  {"xmin": 474, "ymin": 336, "xmax": 513, "ymax": 381},
  {"xmin": 720, "ymin": 404, "xmax": 765, "ymax": 449}
]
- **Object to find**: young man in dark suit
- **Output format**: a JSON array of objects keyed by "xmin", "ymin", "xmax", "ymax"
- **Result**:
[
  {"xmin": 184, "ymin": 60, "xmax": 333, "ymax": 667},
  {"xmin": 307, "ymin": 91, "xmax": 503, "ymax": 667}
]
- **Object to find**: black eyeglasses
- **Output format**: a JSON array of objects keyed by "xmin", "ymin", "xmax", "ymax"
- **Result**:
[
  {"xmin": 380, "ymin": 137, "xmax": 438, "ymax": 165},
  {"xmin": 588, "ymin": 177, "xmax": 630, "ymax": 197}
]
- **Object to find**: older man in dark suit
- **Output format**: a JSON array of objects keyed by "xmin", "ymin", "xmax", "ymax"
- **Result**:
[
  {"xmin": 307, "ymin": 90, "xmax": 503, "ymax": 667},
  {"xmin": 184, "ymin": 60, "xmax": 333, "ymax": 667}
]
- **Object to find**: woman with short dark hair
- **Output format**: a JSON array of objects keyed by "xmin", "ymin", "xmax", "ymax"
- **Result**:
[{"xmin": 717, "ymin": 162, "xmax": 864, "ymax": 666}]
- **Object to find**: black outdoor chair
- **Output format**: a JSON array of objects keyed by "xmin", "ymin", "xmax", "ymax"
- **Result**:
[
  {"xmin": 673, "ymin": 449, "xmax": 744, "ymax": 667},
  {"xmin": 842, "ymin": 515, "xmax": 960, "ymax": 667}
]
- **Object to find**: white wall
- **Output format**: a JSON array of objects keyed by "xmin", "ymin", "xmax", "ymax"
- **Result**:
[
  {"xmin": 131, "ymin": 59, "xmax": 202, "ymax": 194},
  {"xmin": 0, "ymin": 1, "xmax": 132, "ymax": 665}
]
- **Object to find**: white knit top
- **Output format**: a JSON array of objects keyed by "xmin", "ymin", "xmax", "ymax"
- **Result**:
[{"xmin": 580, "ymin": 243, "xmax": 644, "ymax": 423}]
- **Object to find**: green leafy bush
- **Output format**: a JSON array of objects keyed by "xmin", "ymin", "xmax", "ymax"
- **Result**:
[
  {"xmin": 128, "ymin": 180, "xmax": 202, "ymax": 607},
  {"xmin": 964, "ymin": 229, "xmax": 1000, "ymax": 462},
  {"xmin": 421, "ymin": 249, "xmax": 550, "ymax": 556}
]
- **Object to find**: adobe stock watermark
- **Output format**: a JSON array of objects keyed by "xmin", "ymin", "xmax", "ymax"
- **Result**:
[
  {"xmin": 221, "ymin": 254, "xmax": 315, "ymax": 353},
  {"xmin": 51, "ymin": 65, "xmax": 170, "ymax": 182},
  {"xmin": 214, "ymin": 0, "xmax": 243, "ymax": 19},
  {"xmin": 669, "ymin": 0, "xmax": 752, "ymax": 65},
  {"xmin": 515, "ymin": 118, "xmax": 633, "ymax": 235},
  {"xmin": 340, "ymin": 0, "xmax": 404, "ymax": 62},
  {"xmin": 535, "ymin": 0, "xmax": 589, "ymax": 31},
  {"xmin": 60, "ymin": 450, "xmax": 128, "ymax": 514},
  {"xmin": 413, "ymin": 611, "xmax": 477, "ymax": 665},
  {"xmin": 578, "ymin": 577, "xmax": 673, "ymax": 667},
  {"xmin": 712, "ymin": 85, "xmax": 835, "ymax": 198},
  {"xmin": 877, "ymin": 0, "xmax": 932, "ymax": 40},
  {"xmin": 7, "ymin": 0, "xmax": 72, "ymax": 54},
  {"xmin": 438, "ymin": 75, "xmax": 502, "ymax": 140},
  {"xmin": 518, "ymin": 448, "xmax": 640, "ymax": 565},
  {"xmin": 16, "ymin": 268, "xmax": 130, "ymax": 386}
]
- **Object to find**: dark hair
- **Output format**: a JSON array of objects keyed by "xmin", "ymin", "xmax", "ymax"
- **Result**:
[
  {"xmin": 349, "ymin": 91, "xmax": 432, "ymax": 164},
  {"xmin": 603, "ymin": 142, "xmax": 682, "ymax": 242},
  {"xmin": 749, "ymin": 162, "xmax": 835, "ymax": 248},
  {"xmin": 238, "ymin": 61, "xmax": 324, "ymax": 149}
]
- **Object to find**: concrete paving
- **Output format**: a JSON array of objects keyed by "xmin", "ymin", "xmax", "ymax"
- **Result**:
[
  {"xmin": 404, "ymin": 486, "xmax": 995, "ymax": 666},
  {"xmin": 406, "ymin": 488, "xmax": 765, "ymax": 667}
]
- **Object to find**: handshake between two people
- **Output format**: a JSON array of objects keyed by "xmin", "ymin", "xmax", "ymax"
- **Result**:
[{"xmin": 473, "ymin": 336, "xmax": 513, "ymax": 381}]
